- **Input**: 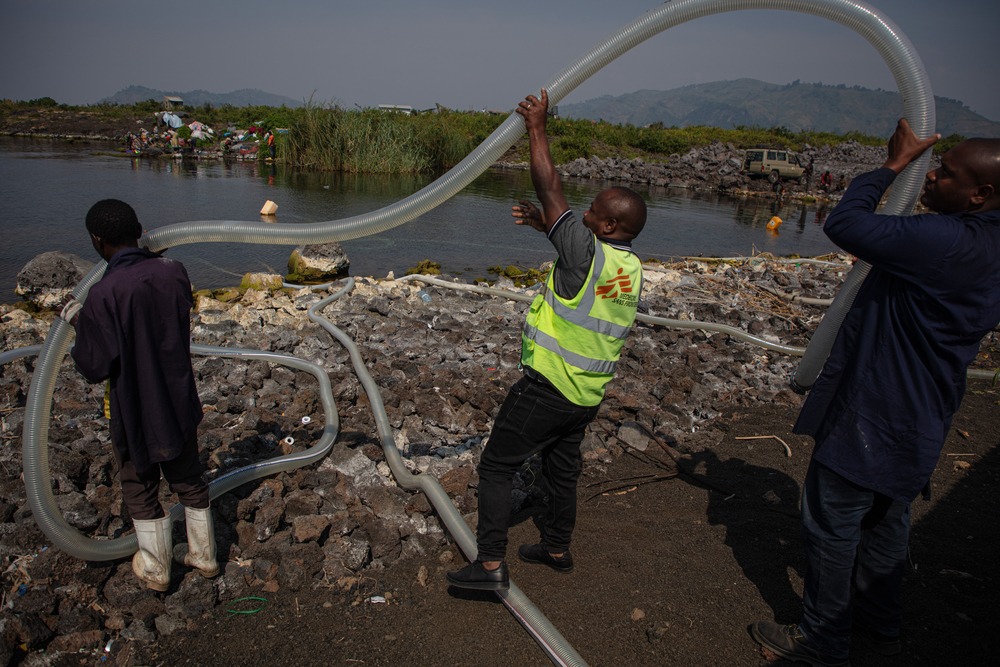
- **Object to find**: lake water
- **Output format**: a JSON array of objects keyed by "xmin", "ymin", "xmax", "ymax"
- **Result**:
[{"xmin": 0, "ymin": 137, "xmax": 839, "ymax": 299}]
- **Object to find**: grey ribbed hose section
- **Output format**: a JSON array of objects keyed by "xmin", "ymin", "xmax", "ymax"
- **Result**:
[
  {"xmin": 400, "ymin": 275, "xmax": 808, "ymax": 356},
  {"xmin": 21, "ymin": 335, "xmax": 339, "ymax": 561},
  {"xmin": 133, "ymin": 0, "xmax": 931, "ymax": 388},
  {"xmin": 17, "ymin": 2, "xmax": 932, "ymax": 664},
  {"xmin": 134, "ymin": 0, "xmax": 932, "ymax": 262},
  {"xmin": 398, "ymin": 275, "xmax": 1000, "ymax": 382},
  {"xmin": 0, "ymin": 345, "xmax": 42, "ymax": 365},
  {"xmin": 306, "ymin": 284, "xmax": 586, "ymax": 667}
]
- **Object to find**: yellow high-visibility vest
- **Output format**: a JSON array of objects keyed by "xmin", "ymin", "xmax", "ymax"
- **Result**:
[{"xmin": 521, "ymin": 238, "xmax": 642, "ymax": 406}]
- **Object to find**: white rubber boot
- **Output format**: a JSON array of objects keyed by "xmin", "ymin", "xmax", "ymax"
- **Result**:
[
  {"xmin": 132, "ymin": 516, "xmax": 173, "ymax": 592},
  {"xmin": 181, "ymin": 506, "xmax": 220, "ymax": 578}
]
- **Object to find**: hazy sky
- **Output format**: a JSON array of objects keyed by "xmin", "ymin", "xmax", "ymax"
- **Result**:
[{"xmin": 4, "ymin": 0, "xmax": 999, "ymax": 125}]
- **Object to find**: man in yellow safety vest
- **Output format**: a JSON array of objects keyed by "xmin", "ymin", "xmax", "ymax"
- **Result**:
[{"xmin": 447, "ymin": 89, "xmax": 648, "ymax": 590}]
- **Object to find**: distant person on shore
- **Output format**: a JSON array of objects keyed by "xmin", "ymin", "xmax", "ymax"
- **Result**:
[
  {"xmin": 446, "ymin": 89, "xmax": 647, "ymax": 590},
  {"xmin": 750, "ymin": 120, "xmax": 1000, "ymax": 665},
  {"xmin": 266, "ymin": 130, "xmax": 276, "ymax": 160},
  {"xmin": 61, "ymin": 199, "xmax": 218, "ymax": 592},
  {"xmin": 820, "ymin": 170, "xmax": 833, "ymax": 191}
]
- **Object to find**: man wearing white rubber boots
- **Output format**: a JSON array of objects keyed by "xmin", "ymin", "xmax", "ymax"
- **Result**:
[{"xmin": 62, "ymin": 199, "xmax": 218, "ymax": 591}]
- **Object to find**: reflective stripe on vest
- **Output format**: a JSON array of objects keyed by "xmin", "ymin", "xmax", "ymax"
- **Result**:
[{"xmin": 521, "ymin": 327, "xmax": 619, "ymax": 375}]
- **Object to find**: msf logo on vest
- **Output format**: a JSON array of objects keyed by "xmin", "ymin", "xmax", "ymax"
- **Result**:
[{"xmin": 595, "ymin": 268, "xmax": 638, "ymax": 306}]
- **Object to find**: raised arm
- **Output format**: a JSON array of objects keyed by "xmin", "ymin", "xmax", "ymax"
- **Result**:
[{"xmin": 516, "ymin": 89, "xmax": 569, "ymax": 232}]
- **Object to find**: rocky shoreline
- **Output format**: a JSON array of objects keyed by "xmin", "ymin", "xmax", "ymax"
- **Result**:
[
  {"xmin": 0, "ymin": 253, "xmax": 847, "ymax": 664},
  {"xmin": 499, "ymin": 138, "xmax": 893, "ymax": 197},
  {"xmin": 2, "ymin": 248, "xmax": 998, "ymax": 664}
]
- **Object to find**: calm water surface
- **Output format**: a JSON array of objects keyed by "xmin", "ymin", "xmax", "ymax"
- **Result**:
[{"xmin": 0, "ymin": 137, "xmax": 839, "ymax": 299}]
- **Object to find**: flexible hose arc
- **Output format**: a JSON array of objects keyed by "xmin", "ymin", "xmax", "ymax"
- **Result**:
[
  {"xmin": 21, "ymin": 331, "xmax": 340, "ymax": 561},
  {"xmin": 397, "ymin": 274, "xmax": 998, "ymax": 381},
  {"xmin": 399, "ymin": 274, "xmax": 808, "ymax": 355},
  {"xmin": 0, "ymin": 345, "xmax": 42, "ymax": 365},
  {"xmin": 189, "ymin": 345, "xmax": 340, "ymax": 499},
  {"xmin": 128, "ymin": 0, "xmax": 931, "ymax": 260},
  {"xmin": 304, "ymin": 284, "xmax": 586, "ymax": 667},
  {"xmin": 679, "ymin": 257, "xmax": 850, "ymax": 269},
  {"xmin": 18, "ymin": 2, "xmax": 934, "ymax": 664}
]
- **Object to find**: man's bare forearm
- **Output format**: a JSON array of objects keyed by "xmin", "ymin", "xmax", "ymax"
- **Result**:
[
  {"xmin": 528, "ymin": 125, "xmax": 562, "ymax": 211},
  {"xmin": 516, "ymin": 89, "xmax": 569, "ymax": 231}
]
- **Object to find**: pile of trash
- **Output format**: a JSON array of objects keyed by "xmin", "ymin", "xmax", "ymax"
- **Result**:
[{"xmin": 123, "ymin": 113, "xmax": 276, "ymax": 161}]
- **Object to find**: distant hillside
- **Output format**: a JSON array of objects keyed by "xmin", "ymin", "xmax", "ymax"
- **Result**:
[
  {"xmin": 99, "ymin": 85, "xmax": 303, "ymax": 108},
  {"xmin": 560, "ymin": 79, "xmax": 1000, "ymax": 138}
]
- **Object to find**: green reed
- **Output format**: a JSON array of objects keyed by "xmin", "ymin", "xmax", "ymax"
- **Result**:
[{"xmin": 282, "ymin": 104, "xmax": 498, "ymax": 173}]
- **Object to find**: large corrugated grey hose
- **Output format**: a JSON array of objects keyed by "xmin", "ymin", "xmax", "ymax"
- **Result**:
[
  {"xmin": 18, "ymin": 2, "xmax": 932, "ymax": 665},
  {"xmin": 306, "ymin": 284, "xmax": 590, "ymax": 666}
]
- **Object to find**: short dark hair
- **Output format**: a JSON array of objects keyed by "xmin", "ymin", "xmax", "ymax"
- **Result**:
[
  {"xmin": 85, "ymin": 199, "xmax": 143, "ymax": 245},
  {"xmin": 606, "ymin": 186, "xmax": 647, "ymax": 238}
]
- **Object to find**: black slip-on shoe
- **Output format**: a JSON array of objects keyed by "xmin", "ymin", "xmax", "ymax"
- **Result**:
[
  {"xmin": 446, "ymin": 561, "xmax": 509, "ymax": 591},
  {"xmin": 517, "ymin": 544, "xmax": 574, "ymax": 573},
  {"xmin": 749, "ymin": 621, "xmax": 850, "ymax": 667},
  {"xmin": 852, "ymin": 623, "xmax": 901, "ymax": 656}
]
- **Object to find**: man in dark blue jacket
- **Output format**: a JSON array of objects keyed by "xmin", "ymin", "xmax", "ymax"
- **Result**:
[
  {"xmin": 63, "ymin": 199, "xmax": 218, "ymax": 591},
  {"xmin": 751, "ymin": 121, "xmax": 1000, "ymax": 666}
]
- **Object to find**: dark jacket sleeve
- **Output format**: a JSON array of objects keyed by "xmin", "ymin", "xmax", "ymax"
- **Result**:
[
  {"xmin": 823, "ymin": 167, "xmax": 962, "ymax": 288},
  {"xmin": 71, "ymin": 288, "xmax": 120, "ymax": 384}
]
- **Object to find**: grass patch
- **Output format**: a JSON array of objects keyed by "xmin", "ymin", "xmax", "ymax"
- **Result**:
[{"xmin": 3, "ymin": 98, "xmax": 945, "ymax": 174}]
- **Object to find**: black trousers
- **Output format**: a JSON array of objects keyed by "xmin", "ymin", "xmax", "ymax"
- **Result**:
[{"xmin": 476, "ymin": 374, "xmax": 599, "ymax": 561}]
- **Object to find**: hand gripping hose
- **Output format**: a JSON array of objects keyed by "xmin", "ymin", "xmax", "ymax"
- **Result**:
[{"xmin": 20, "ymin": 2, "xmax": 932, "ymax": 665}]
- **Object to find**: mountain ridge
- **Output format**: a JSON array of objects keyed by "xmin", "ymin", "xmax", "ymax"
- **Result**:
[{"xmin": 560, "ymin": 79, "xmax": 1000, "ymax": 138}]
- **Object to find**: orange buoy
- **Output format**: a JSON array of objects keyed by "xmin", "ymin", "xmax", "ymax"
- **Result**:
[{"xmin": 766, "ymin": 216, "xmax": 782, "ymax": 230}]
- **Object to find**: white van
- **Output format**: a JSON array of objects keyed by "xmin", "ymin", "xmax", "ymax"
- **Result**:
[{"xmin": 743, "ymin": 149, "xmax": 807, "ymax": 184}]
